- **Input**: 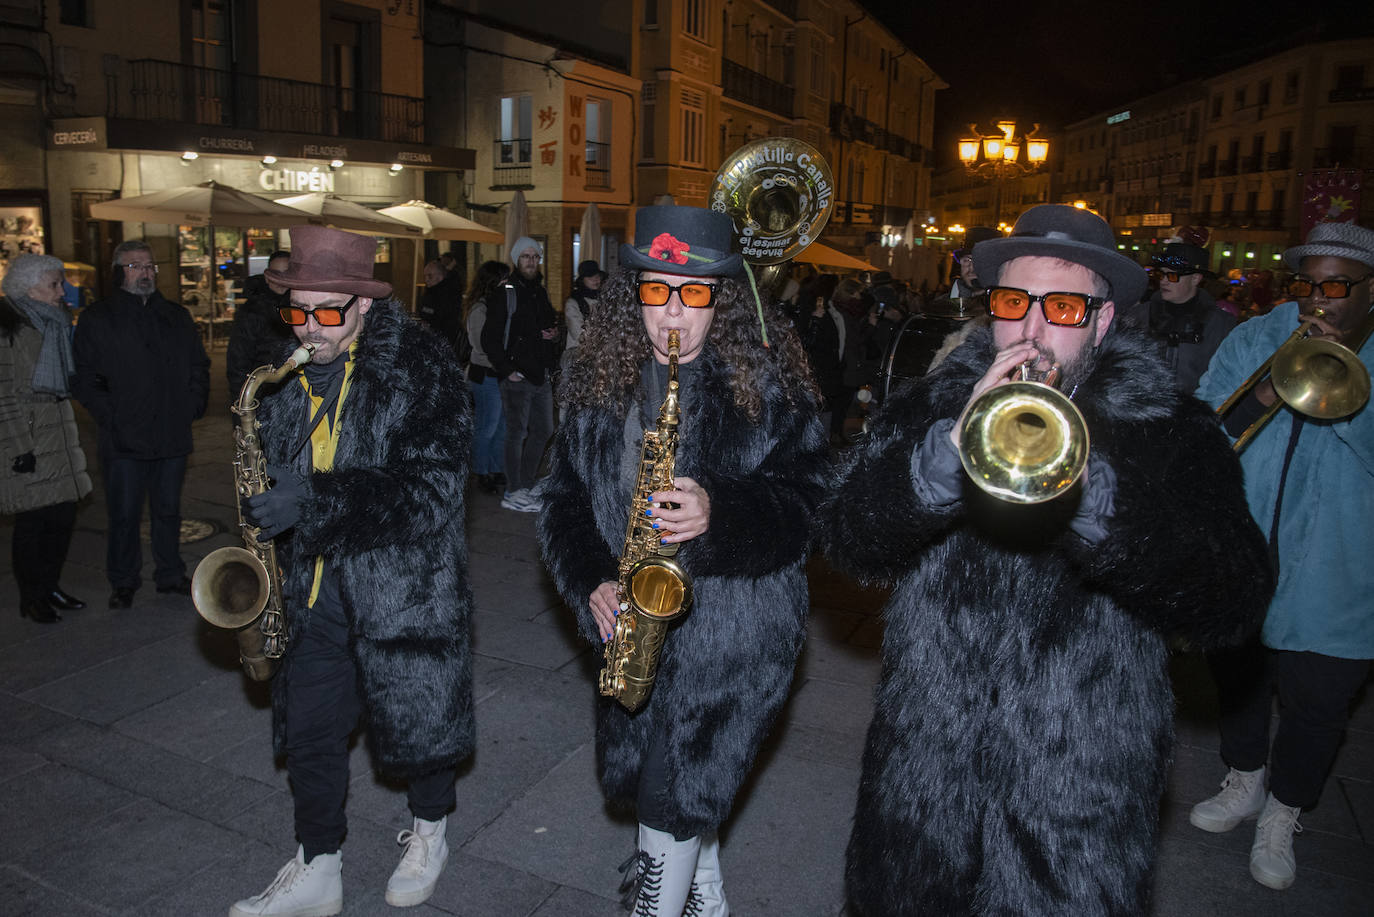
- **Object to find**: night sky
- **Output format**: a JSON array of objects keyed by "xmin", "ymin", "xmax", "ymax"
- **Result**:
[{"xmin": 864, "ymin": 0, "xmax": 1374, "ymax": 167}]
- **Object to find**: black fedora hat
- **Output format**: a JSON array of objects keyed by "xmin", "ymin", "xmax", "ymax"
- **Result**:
[
  {"xmin": 621, "ymin": 206, "xmax": 744, "ymax": 278},
  {"xmin": 972, "ymin": 204, "xmax": 1147, "ymax": 306},
  {"xmin": 1150, "ymin": 243, "xmax": 1216, "ymax": 279}
]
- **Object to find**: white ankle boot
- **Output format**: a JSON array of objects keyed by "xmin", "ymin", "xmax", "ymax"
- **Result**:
[
  {"xmin": 1250, "ymin": 794, "xmax": 1303, "ymax": 890},
  {"xmin": 386, "ymin": 815, "xmax": 450, "ymax": 907},
  {"xmin": 230, "ymin": 846, "xmax": 342, "ymax": 917},
  {"xmin": 619, "ymin": 824, "xmax": 701, "ymax": 916},
  {"xmin": 685, "ymin": 832, "xmax": 728, "ymax": 916},
  {"xmin": 1189, "ymin": 766, "xmax": 1267, "ymax": 833}
]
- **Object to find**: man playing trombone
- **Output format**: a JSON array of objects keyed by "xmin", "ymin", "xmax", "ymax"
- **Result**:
[
  {"xmin": 824, "ymin": 204, "xmax": 1274, "ymax": 916},
  {"xmin": 1192, "ymin": 221, "xmax": 1374, "ymax": 892}
]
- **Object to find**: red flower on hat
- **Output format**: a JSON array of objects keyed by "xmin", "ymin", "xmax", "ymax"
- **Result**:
[{"xmin": 649, "ymin": 232, "xmax": 691, "ymax": 265}]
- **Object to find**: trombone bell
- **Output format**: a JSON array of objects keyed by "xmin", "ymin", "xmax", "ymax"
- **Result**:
[{"xmin": 1270, "ymin": 337, "xmax": 1371, "ymax": 420}]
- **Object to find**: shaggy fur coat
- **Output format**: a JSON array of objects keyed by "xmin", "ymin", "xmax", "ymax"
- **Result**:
[
  {"xmin": 538, "ymin": 346, "xmax": 829, "ymax": 837},
  {"xmin": 824, "ymin": 324, "xmax": 1274, "ymax": 916},
  {"xmin": 257, "ymin": 300, "xmax": 475, "ymax": 779}
]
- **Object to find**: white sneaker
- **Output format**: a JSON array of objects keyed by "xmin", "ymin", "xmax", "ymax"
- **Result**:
[
  {"xmin": 385, "ymin": 816, "xmax": 450, "ymax": 907},
  {"xmin": 1189, "ymin": 766, "xmax": 1267, "ymax": 833},
  {"xmin": 1250, "ymin": 794, "xmax": 1302, "ymax": 890},
  {"xmin": 500, "ymin": 489, "xmax": 541, "ymax": 512},
  {"xmin": 230, "ymin": 847, "xmax": 342, "ymax": 917}
]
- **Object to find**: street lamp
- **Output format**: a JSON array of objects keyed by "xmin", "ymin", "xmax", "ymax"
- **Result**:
[{"xmin": 957, "ymin": 121, "xmax": 1050, "ymax": 225}]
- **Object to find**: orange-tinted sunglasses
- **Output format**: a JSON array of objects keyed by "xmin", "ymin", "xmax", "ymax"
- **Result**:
[{"xmin": 279, "ymin": 295, "xmax": 359, "ymax": 327}]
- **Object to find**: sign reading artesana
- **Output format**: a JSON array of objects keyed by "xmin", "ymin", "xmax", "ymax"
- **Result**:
[{"xmin": 48, "ymin": 118, "xmax": 473, "ymax": 171}]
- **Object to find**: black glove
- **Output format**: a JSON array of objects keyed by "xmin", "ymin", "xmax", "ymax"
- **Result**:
[
  {"xmin": 243, "ymin": 464, "xmax": 306, "ymax": 541},
  {"xmin": 12, "ymin": 452, "xmax": 35, "ymax": 474}
]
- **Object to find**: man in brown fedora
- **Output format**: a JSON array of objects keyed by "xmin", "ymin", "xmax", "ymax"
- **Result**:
[{"xmin": 228, "ymin": 225, "xmax": 475, "ymax": 915}]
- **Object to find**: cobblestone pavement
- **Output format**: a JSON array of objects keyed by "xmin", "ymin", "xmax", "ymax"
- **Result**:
[{"xmin": 1, "ymin": 346, "xmax": 1368, "ymax": 916}]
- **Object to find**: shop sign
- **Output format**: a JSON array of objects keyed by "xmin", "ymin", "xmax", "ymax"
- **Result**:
[
  {"xmin": 49, "ymin": 117, "xmax": 104, "ymax": 148},
  {"xmin": 258, "ymin": 169, "xmax": 336, "ymax": 193},
  {"xmin": 1141, "ymin": 213, "xmax": 1173, "ymax": 226}
]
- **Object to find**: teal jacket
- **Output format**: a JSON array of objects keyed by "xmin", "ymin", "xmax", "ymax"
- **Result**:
[{"xmin": 1196, "ymin": 301, "xmax": 1374, "ymax": 659}]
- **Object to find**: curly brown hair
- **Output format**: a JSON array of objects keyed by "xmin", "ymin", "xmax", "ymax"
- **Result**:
[{"xmin": 560, "ymin": 268, "xmax": 819, "ymax": 422}]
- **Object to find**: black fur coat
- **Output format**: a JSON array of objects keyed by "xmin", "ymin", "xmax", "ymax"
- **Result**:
[
  {"xmin": 538, "ymin": 347, "xmax": 829, "ymax": 837},
  {"xmin": 257, "ymin": 300, "xmax": 475, "ymax": 779},
  {"xmin": 824, "ymin": 324, "xmax": 1273, "ymax": 916}
]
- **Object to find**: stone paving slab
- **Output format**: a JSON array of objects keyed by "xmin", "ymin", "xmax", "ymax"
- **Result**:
[{"xmin": 0, "ymin": 349, "xmax": 1369, "ymax": 915}]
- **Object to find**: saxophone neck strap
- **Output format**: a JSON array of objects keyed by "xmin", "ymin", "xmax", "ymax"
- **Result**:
[{"xmin": 290, "ymin": 371, "xmax": 346, "ymax": 462}]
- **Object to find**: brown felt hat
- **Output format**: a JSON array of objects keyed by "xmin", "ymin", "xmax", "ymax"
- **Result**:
[{"xmin": 266, "ymin": 225, "xmax": 393, "ymax": 299}]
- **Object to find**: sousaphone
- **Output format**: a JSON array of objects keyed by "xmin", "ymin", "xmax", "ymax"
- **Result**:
[{"xmin": 710, "ymin": 138, "xmax": 836, "ymax": 290}]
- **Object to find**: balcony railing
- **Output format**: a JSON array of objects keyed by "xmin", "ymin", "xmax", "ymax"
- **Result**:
[
  {"xmin": 1240, "ymin": 155, "xmax": 1262, "ymax": 173},
  {"xmin": 1217, "ymin": 159, "xmax": 1238, "ymax": 176},
  {"xmin": 722, "ymin": 59, "xmax": 793, "ymax": 118},
  {"xmin": 493, "ymin": 139, "xmax": 532, "ymax": 188},
  {"xmin": 1312, "ymin": 147, "xmax": 1365, "ymax": 168},
  {"xmin": 1266, "ymin": 151, "xmax": 1292, "ymax": 171},
  {"xmin": 113, "ymin": 59, "xmax": 423, "ymax": 143},
  {"xmin": 1197, "ymin": 162, "xmax": 1217, "ymax": 179},
  {"xmin": 585, "ymin": 140, "xmax": 611, "ymax": 190}
]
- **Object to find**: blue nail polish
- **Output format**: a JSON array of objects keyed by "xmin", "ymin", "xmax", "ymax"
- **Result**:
[
  {"xmin": 660, "ymin": 537, "xmax": 668, "ymax": 544},
  {"xmin": 651, "ymin": 522, "xmax": 659, "ymax": 529},
  {"xmin": 644, "ymin": 509, "xmax": 653, "ymax": 516}
]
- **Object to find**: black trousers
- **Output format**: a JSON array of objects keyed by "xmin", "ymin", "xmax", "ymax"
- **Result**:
[
  {"xmin": 101, "ymin": 455, "xmax": 187, "ymax": 590},
  {"xmin": 285, "ymin": 595, "xmax": 456, "ymax": 860},
  {"xmin": 1209, "ymin": 641, "xmax": 1371, "ymax": 809},
  {"xmin": 12, "ymin": 500, "xmax": 78, "ymax": 603}
]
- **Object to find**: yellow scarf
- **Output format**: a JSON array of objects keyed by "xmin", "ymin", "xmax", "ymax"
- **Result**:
[{"xmin": 299, "ymin": 344, "xmax": 358, "ymax": 607}]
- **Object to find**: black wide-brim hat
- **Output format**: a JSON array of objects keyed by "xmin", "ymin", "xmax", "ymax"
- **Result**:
[
  {"xmin": 972, "ymin": 204, "xmax": 1148, "ymax": 306},
  {"xmin": 621, "ymin": 206, "xmax": 744, "ymax": 278},
  {"xmin": 266, "ymin": 225, "xmax": 393, "ymax": 299},
  {"xmin": 1150, "ymin": 242, "xmax": 1216, "ymax": 279}
]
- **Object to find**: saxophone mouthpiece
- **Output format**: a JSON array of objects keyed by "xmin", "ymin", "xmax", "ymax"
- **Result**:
[{"xmin": 290, "ymin": 342, "xmax": 317, "ymax": 366}]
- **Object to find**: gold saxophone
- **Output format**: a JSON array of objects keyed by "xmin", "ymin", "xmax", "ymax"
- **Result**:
[
  {"xmin": 192, "ymin": 342, "xmax": 315, "ymax": 680},
  {"xmin": 599, "ymin": 330, "xmax": 694, "ymax": 712}
]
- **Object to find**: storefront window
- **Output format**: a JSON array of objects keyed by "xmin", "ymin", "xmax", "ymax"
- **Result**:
[{"xmin": 0, "ymin": 204, "xmax": 47, "ymax": 291}]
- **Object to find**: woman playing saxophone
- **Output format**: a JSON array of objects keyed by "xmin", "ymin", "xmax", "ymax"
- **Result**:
[{"xmin": 537, "ymin": 206, "xmax": 828, "ymax": 917}]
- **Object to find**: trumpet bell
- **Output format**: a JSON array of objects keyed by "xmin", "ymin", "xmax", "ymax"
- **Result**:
[
  {"xmin": 192, "ymin": 546, "xmax": 270, "ymax": 630},
  {"xmin": 1270, "ymin": 337, "xmax": 1371, "ymax": 420},
  {"xmin": 958, "ymin": 381, "xmax": 1090, "ymax": 504}
]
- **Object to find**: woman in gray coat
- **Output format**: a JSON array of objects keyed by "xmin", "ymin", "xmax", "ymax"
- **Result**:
[{"xmin": 1, "ymin": 253, "xmax": 93, "ymax": 622}]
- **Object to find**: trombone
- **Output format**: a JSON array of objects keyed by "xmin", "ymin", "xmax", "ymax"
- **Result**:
[{"xmin": 1217, "ymin": 314, "xmax": 1373, "ymax": 452}]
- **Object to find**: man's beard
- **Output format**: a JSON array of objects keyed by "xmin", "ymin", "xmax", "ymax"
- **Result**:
[
  {"xmin": 127, "ymin": 277, "xmax": 155, "ymax": 296},
  {"xmin": 1014, "ymin": 338, "xmax": 1099, "ymax": 395}
]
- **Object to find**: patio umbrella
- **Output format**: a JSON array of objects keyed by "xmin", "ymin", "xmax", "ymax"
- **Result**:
[
  {"xmin": 377, "ymin": 200, "xmax": 505, "ymax": 243},
  {"xmin": 88, "ymin": 180, "xmax": 310, "ymax": 228},
  {"xmin": 504, "ymin": 190, "xmax": 529, "ymax": 261},
  {"xmin": 89, "ymin": 181, "xmax": 311, "ymax": 344},
  {"xmin": 276, "ymin": 193, "xmax": 423, "ymax": 237},
  {"xmin": 795, "ymin": 241, "xmax": 879, "ymax": 272},
  {"xmin": 579, "ymin": 202, "xmax": 602, "ymax": 267}
]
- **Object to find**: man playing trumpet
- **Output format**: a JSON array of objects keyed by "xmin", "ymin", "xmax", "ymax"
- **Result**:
[
  {"xmin": 1192, "ymin": 220, "xmax": 1374, "ymax": 892},
  {"xmin": 825, "ymin": 204, "xmax": 1274, "ymax": 916}
]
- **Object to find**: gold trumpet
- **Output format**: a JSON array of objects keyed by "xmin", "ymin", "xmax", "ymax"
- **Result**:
[
  {"xmin": 1218, "ymin": 314, "xmax": 1372, "ymax": 453},
  {"xmin": 957, "ymin": 361, "xmax": 1090, "ymax": 504}
]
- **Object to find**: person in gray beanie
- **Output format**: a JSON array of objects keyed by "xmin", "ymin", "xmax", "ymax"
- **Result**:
[
  {"xmin": 1193, "ymin": 219, "xmax": 1374, "ymax": 892},
  {"xmin": 481, "ymin": 235, "xmax": 558, "ymax": 511}
]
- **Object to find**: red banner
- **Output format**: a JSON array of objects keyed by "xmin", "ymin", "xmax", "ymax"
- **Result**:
[{"xmin": 1301, "ymin": 169, "xmax": 1363, "ymax": 236}]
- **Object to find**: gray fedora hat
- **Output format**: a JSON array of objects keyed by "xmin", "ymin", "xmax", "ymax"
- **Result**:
[
  {"xmin": 972, "ymin": 204, "xmax": 1148, "ymax": 306},
  {"xmin": 1282, "ymin": 221, "xmax": 1374, "ymax": 272}
]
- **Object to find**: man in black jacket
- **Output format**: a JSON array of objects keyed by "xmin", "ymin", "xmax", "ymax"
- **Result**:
[
  {"xmin": 481, "ymin": 235, "xmax": 557, "ymax": 511},
  {"xmin": 72, "ymin": 240, "xmax": 210, "ymax": 608},
  {"xmin": 225, "ymin": 250, "xmax": 295, "ymax": 397},
  {"xmin": 1125, "ymin": 241, "xmax": 1236, "ymax": 392},
  {"xmin": 230, "ymin": 226, "xmax": 474, "ymax": 916},
  {"xmin": 825, "ymin": 205, "xmax": 1274, "ymax": 916},
  {"xmin": 416, "ymin": 259, "xmax": 467, "ymax": 357}
]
